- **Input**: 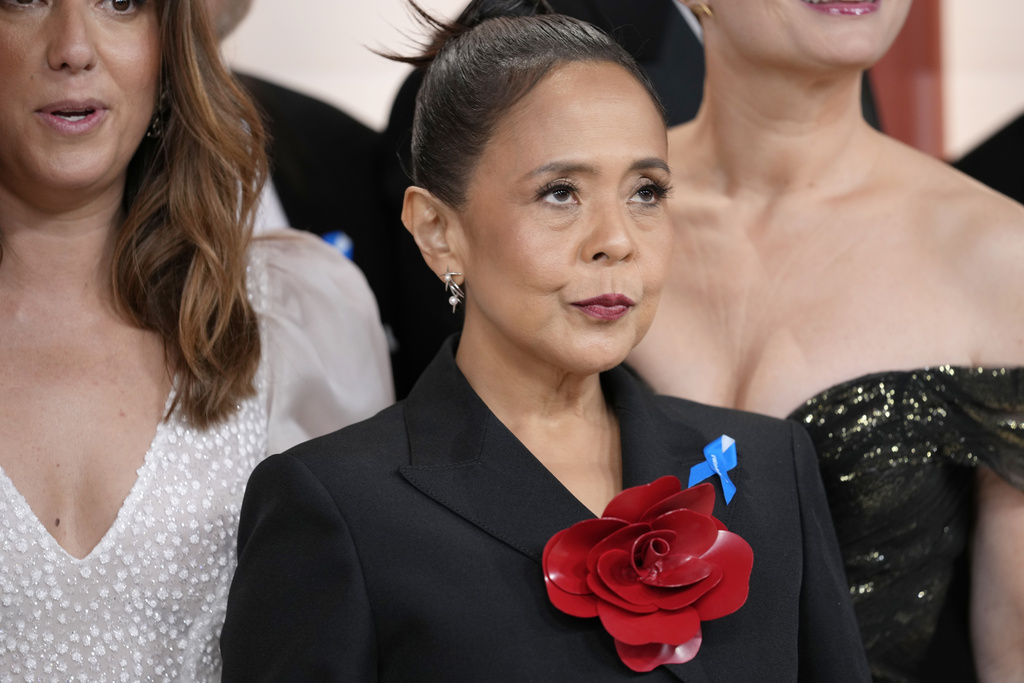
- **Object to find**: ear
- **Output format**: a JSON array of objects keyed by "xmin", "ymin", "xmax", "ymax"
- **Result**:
[{"xmin": 402, "ymin": 186, "xmax": 466, "ymax": 284}]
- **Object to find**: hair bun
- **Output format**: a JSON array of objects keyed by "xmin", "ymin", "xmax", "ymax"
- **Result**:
[
  {"xmin": 456, "ymin": 0, "xmax": 553, "ymax": 26},
  {"xmin": 388, "ymin": 0, "xmax": 554, "ymax": 69}
]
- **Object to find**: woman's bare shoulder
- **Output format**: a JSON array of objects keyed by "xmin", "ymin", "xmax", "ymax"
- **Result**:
[
  {"xmin": 955, "ymin": 193, "xmax": 1024, "ymax": 363},
  {"xmin": 911, "ymin": 146, "xmax": 1024, "ymax": 358},
  {"xmin": 874, "ymin": 138, "xmax": 1024, "ymax": 359},
  {"xmin": 878, "ymin": 137, "xmax": 1024, "ymax": 249},
  {"xmin": 927, "ymin": 157, "xmax": 1024, "ymax": 279}
]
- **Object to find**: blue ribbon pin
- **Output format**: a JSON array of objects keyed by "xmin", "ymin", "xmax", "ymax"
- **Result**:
[{"xmin": 688, "ymin": 435, "xmax": 738, "ymax": 504}]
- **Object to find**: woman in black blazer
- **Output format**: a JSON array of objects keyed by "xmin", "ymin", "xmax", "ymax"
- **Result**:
[{"xmin": 221, "ymin": 2, "xmax": 868, "ymax": 680}]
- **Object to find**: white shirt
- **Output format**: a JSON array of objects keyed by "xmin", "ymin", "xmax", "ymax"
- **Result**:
[{"xmin": 252, "ymin": 181, "xmax": 290, "ymax": 236}]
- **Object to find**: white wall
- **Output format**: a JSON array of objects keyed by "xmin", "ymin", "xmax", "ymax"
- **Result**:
[
  {"xmin": 224, "ymin": 1, "xmax": 1024, "ymax": 158},
  {"xmin": 942, "ymin": 0, "xmax": 1024, "ymax": 159},
  {"xmin": 221, "ymin": 0, "xmax": 466, "ymax": 132}
]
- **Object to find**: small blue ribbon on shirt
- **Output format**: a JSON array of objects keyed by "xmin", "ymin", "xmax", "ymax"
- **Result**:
[{"xmin": 688, "ymin": 435, "xmax": 738, "ymax": 504}]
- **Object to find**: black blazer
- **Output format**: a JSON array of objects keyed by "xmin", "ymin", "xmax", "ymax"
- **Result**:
[{"xmin": 222, "ymin": 339, "xmax": 869, "ymax": 681}]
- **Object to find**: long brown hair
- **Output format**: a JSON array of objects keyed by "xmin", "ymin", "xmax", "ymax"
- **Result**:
[{"xmin": 115, "ymin": 0, "xmax": 267, "ymax": 429}]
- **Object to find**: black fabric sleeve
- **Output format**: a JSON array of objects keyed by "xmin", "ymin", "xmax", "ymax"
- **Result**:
[
  {"xmin": 221, "ymin": 454, "xmax": 377, "ymax": 682},
  {"xmin": 791, "ymin": 422, "xmax": 871, "ymax": 682}
]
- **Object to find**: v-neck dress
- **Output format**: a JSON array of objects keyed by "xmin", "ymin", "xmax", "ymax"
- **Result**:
[
  {"xmin": 788, "ymin": 366, "xmax": 1024, "ymax": 683},
  {"xmin": 0, "ymin": 230, "xmax": 394, "ymax": 683}
]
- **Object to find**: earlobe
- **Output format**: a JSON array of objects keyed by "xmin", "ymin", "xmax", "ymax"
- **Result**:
[{"xmin": 402, "ymin": 186, "xmax": 465, "ymax": 279}]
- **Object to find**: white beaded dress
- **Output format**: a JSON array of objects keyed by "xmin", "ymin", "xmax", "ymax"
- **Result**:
[{"xmin": 0, "ymin": 229, "xmax": 394, "ymax": 682}]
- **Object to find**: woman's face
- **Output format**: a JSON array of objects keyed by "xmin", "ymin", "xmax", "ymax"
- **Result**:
[
  {"xmin": 0, "ymin": 0, "xmax": 160, "ymax": 209},
  {"xmin": 453, "ymin": 61, "xmax": 673, "ymax": 378},
  {"xmin": 694, "ymin": 0, "xmax": 911, "ymax": 73}
]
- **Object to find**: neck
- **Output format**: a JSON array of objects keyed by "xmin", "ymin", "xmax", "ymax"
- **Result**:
[
  {"xmin": 455, "ymin": 322, "xmax": 612, "ymax": 439},
  {"xmin": 678, "ymin": 51, "xmax": 880, "ymax": 196},
  {"xmin": 0, "ymin": 184, "xmax": 124, "ymax": 306}
]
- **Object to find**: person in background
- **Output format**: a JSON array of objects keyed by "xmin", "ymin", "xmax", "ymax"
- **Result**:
[
  {"xmin": 954, "ymin": 112, "xmax": 1024, "ymax": 206},
  {"xmin": 220, "ymin": 2, "xmax": 868, "ymax": 680},
  {"xmin": 624, "ymin": 2, "xmax": 1024, "ymax": 681},
  {"xmin": 0, "ymin": 0, "xmax": 392, "ymax": 680},
  {"xmin": 207, "ymin": 0, "xmax": 401, "ymax": 374}
]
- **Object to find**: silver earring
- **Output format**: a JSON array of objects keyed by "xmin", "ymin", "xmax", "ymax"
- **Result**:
[{"xmin": 443, "ymin": 267, "xmax": 464, "ymax": 313}]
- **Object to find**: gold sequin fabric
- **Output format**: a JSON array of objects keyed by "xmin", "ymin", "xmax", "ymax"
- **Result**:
[{"xmin": 788, "ymin": 366, "xmax": 1024, "ymax": 683}]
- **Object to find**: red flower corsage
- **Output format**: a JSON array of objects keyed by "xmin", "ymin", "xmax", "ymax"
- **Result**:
[{"xmin": 542, "ymin": 476, "xmax": 753, "ymax": 672}]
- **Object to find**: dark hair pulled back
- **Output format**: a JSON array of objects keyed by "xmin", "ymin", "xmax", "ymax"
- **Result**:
[{"xmin": 392, "ymin": 0, "xmax": 664, "ymax": 209}]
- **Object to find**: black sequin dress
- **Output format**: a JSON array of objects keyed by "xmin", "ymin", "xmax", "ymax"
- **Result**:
[{"xmin": 788, "ymin": 367, "xmax": 1024, "ymax": 683}]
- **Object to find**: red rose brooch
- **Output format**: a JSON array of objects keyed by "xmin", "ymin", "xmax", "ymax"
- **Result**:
[{"xmin": 542, "ymin": 475, "xmax": 753, "ymax": 672}]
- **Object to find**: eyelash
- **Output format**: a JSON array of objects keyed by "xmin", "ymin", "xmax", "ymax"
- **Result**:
[
  {"xmin": 109, "ymin": 0, "xmax": 144, "ymax": 11},
  {"xmin": 535, "ymin": 179, "xmax": 578, "ymax": 204},
  {"xmin": 1, "ymin": 0, "xmax": 146, "ymax": 9},
  {"xmin": 535, "ymin": 179, "xmax": 672, "ymax": 205},
  {"xmin": 632, "ymin": 181, "xmax": 672, "ymax": 204}
]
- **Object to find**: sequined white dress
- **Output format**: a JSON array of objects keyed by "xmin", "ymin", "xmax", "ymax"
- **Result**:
[{"xmin": 0, "ymin": 230, "xmax": 394, "ymax": 683}]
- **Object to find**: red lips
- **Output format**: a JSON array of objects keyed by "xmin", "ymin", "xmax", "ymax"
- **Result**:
[
  {"xmin": 571, "ymin": 294, "xmax": 635, "ymax": 321},
  {"xmin": 800, "ymin": 0, "xmax": 879, "ymax": 17}
]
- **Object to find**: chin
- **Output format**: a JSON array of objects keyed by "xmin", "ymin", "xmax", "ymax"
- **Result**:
[
  {"xmin": 813, "ymin": 19, "xmax": 905, "ymax": 68},
  {"xmin": 37, "ymin": 152, "xmax": 126, "ymax": 193},
  {"xmin": 561, "ymin": 336, "xmax": 638, "ymax": 376},
  {"xmin": 824, "ymin": 42, "xmax": 892, "ymax": 70}
]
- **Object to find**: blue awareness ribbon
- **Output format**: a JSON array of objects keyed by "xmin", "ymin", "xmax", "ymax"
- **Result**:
[{"xmin": 688, "ymin": 435, "xmax": 738, "ymax": 504}]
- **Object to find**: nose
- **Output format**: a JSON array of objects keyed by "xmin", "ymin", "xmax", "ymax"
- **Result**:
[
  {"xmin": 582, "ymin": 206, "xmax": 637, "ymax": 264},
  {"xmin": 46, "ymin": 3, "xmax": 98, "ymax": 74}
]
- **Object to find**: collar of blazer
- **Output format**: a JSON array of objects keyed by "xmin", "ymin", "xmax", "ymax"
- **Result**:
[
  {"xmin": 399, "ymin": 336, "xmax": 724, "ymax": 683},
  {"xmin": 398, "ymin": 336, "xmax": 733, "ymax": 563}
]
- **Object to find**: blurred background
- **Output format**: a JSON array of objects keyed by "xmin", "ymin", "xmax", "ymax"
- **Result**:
[
  {"xmin": 220, "ymin": 1, "xmax": 467, "ymax": 135},
  {"xmin": 221, "ymin": 0, "xmax": 1024, "ymax": 161}
]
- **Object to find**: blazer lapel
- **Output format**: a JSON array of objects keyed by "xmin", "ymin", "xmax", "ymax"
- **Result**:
[
  {"xmin": 400, "ymin": 343, "xmax": 724, "ymax": 683},
  {"xmin": 606, "ymin": 369, "xmax": 737, "ymax": 527},
  {"xmin": 399, "ymin": 340, "xmax": 593, "ymax": 563},
  {"xmin": 603, "ymin": 370, "xmax": 719, "ymax": 683}
]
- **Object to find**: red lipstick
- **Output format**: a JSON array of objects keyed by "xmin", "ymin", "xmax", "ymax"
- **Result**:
[
  {"xmin": 800, "ymin": 0, "xmax": 878, "ymax": 16},
  {"xmin": 571, "ymin": 294, "xmax": 635, "ymax": 321}
]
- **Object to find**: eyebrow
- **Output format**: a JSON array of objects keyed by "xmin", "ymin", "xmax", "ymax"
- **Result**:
[{"xmin": 524, "ymin": 157, "xmax": 671, "ymax": 179}]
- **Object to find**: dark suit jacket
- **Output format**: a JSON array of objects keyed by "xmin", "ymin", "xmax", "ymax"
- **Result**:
[
  {"xmin": 237, "ymin": 74, "xmax": 400, "ymax": 369},
  {"xmin": 221, "ymin": 338, "xmax": 869, "ymax": 682}
]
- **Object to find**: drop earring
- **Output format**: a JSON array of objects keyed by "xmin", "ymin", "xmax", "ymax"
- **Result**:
[
  {"xmin": 146, "ymin": 87, "xmax": 169, "ymax": 139},
  {"xmin": 443, "ymin": 267, "xmax": 464, "ymax": 314}
]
